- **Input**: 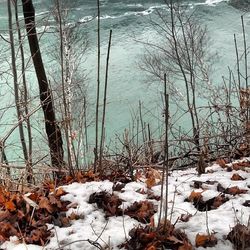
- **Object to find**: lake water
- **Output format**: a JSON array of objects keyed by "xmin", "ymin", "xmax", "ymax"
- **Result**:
[{"xmin": 0, "ymin": 0, "xmax": 249, "ymax": 163}]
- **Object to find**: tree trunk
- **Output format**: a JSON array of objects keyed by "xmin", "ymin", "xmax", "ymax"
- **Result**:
[
  {"xmin": 21, "ymin": 0, "xmax": 64, "ymax": 176},
  {"xmin": 13, "ymin": 0, "xmax": 33, "ymax": 182},
  {"xmin": 8, "ymin": 0, "xmax": 31, "ymax": 181}
]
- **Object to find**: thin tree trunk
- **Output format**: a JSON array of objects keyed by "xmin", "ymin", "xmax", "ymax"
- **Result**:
[
  {"xmin": 8, "ymin": 0, "xmax": 31, "ymax": 181},
  {"xmin": 241, "ymin": 16, "xmax": 248, "ymax": 90},
  {"xmin": 22, "ymin": 0, "xmax": 64, "ymax": 176},
  {"xmin": 234, "ymin": 34, "xmax": 241, "ymax": 91},
  {"xmin": 14, "ymin": 0, "xmax": 33, "ymax": 180},
  {"xmin": 163, "ymin": 74, "xmax": 169, "ymax": 231},
  {"xmin": 169, "ymin": 0, "xmax": 199, "ymax": 149},
  {"xmin": 55, "ymin": 0, "xmax": 74, "ymax": 173},
  {"xmin": 0, "ymin": 144, "xmax": 9, "ymax": 175},
  {"xmin": 94, "ymin": 0, "xmax": 101, "ymax": 172},
  {"xmin": 99, "ymin": 30, "xmax": 112, "ymax": 171},
  {"xmin": 241, "ymin": 16, "xmax": 250, "ymax": 149}
]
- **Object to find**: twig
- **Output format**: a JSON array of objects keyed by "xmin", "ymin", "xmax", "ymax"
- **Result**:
[
  {"xmin": 122, "ymin": 203, "xmax": 128, "ymax": 240},
  {"xmin": 169, "ymin": 185, "xmax": 177, "ymax": 223},
  {"xmin": 90, "ymin": 220, "xmax": 109, "ymax": 247},
  {"xmin": 54, "ymin": 239, "xmax": 103, "ymax": 250},
  {"xmin": 206, "ymin": 207, "xmax": 210, "ymax": 235},
  {"xmin": 53, "ymin": 225, "xmax": 61, "ymax": 250}
]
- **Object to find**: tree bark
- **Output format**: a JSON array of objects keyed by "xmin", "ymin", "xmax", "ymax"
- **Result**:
[{"xmin": 21, "ymin": 0, "xmax": 64, "ymax": 175}]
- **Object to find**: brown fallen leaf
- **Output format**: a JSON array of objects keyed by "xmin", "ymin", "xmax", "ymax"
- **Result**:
[
  {"xmin": 212, "ymin": 194, "xmax": 228, "ymax": 209},
  {"xmin": 186, "ymin": 190, "xmax": 228, "ymax": 211},
  {"xmin": 188, "ymin": 191, "xmax": 203, "ymax": 202},
  {"xmin": 178, "ymin": 240, "xmax": 193, "ymax": 250},
  {"xmin": 68, "ymin": 212, "xmax": 81, "ymax": 220},
  {"xmin": 0, "ymin": 222, "xmax": 19, "ymax": 242},
  {"xmin": 146, "ymin": 167, "xmax": 162, "ymax": 180},
  {"xmin": 146, "ymin": 176, "xmax": 156, "ymax": 189},
  {"xmin": 120, "ymin": 223, "xmax": 192, "ymax": 250},
  {"xmin": 231, "ymin": 173, "xmax": 246, "ymax": 181},
  {"xmin": 49, "ymin": 194, "xmax": 62, "ymax": 208},
  {"xmin": 216, "ymin": 158, "xmax": 227, "ymax": 168},
  {"xmin": 39, "ymin": 197, "xmax": 54, "ymax": 213},
  {"xmin": 25, "ymin": 226, "xmax": 50, "ymax": 245},
  {"xmin": 89, "ymin": 191, "xmax": 122, "ymax": 217},
  {"xmin": 145, "ymin": 167, "xmax": 162, "ymax": 188},
  {"xmin": 0, "ymin": 211, "xmax": 11, "ymax": 222},
  {"xmin": 125, "ymin": 201, "xmax": 156, "ymax": 223},
  {"xmin": 26, "ymin": 192, "xmax": 39, "ymax": 202},
  {"xmin": 195, "ymin": 233, "xmax": 217, "ymax": 248},
  {"xmin": 224, "ymin": 186, "xmax": 248, "ymax": 196},
  {"xmin": 0, "ymin": 193, "xmax": 6, "ymax": 205},
  {"xmin": 5, "ymin": 201, "xmax": 16, "ymax": 212},
  {"xmin": 59, "ymin": 216, "xmax": 71, "ymax": 227},
  {"xmin": 232, "ymin": 162, "xmax": 250, "ymax": 171},
  {"xmin": 43, "ymin": 181, "xmax": 55, "ymax": 192},
  {"xmin": 0, "ymin": 183, "xmax": 71, "ymax": 246},
  {"xmin": 55, "ymin": 187, "xmax": 67, "ymax": 197}
]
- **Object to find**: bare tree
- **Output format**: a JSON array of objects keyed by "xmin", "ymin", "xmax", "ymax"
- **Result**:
[
  {"xmin": 7, "ymin": 0, "xmax": 31, "ymax": 181},
  {"xmin": 13, "ymin": 0, "xmax": 33, "ymax": 174},
  {"xmin": 140, "ymin": 0, "xmax": 211, "ymax": 153},
  {"xmin": 50, "ymin": 0, "xmax": 89, "ymax": 171},
  {"xmin": 22, "ymin": 0, "xmax": 64, "ymax": 177},
  {"xmin": 94, "ymin": 0, "xmax": 101, "ymax": 172}
]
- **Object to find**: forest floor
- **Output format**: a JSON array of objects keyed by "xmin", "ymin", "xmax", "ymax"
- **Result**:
[{"xmin": 0, "ymin": 158, "xmax": 250, "ymax": 250}]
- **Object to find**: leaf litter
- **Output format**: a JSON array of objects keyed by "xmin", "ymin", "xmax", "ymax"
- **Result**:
[{"xmin": 1, "ymin": 158, "xmax": 250, "ymax": 249}]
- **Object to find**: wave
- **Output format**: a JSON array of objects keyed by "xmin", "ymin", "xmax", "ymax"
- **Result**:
[
  {"xmin": 99, "ymin": 11, "xmax": 150, "ymax": 20},
  {"xmin": 126, "ymin": 4, "xmax": 144, "ymax": 8},
  {"xmin": 205, "ymin": 0, "xmax": 229, "ymax": 5},
  {"xmin": 78, "ymin": 15, "xmax": 94, "ymax": 23},
  {"xmin": 79, "ymin": 1, "xmax": 226, "ymax": 23},
  {"xmin": 99, "ymin": 14, "xmax": 118, "ymax": 20},
  {"xmin": 98, "ymin": 5, "xmax": 168, "ymax": 20}
]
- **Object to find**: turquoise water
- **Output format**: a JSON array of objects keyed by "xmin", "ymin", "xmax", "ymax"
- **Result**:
[{"xmin": 0, "ymin": 0, "xmax": 249, "ymax": 162}]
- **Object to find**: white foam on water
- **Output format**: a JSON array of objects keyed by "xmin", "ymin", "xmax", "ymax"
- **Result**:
[
  {"xmin": 188, "ymin": 0, "xmax": 228, "ymax": 8},
  {"xmin": 205, "ymin": 0, "xmax": 228, "ymax": 5},
  {"xmin": 98, "ymin": 5, "xmax": 169, "ymax": 20},
  {"xmin": 99, "ymin": 14, "xmax": 117, "ymax": 20},
  {"xmin": 78, "ymin": 15, "xmax": 94, "ymax": 23},
  {"xmin": 126, "ymin": 4, "xmax": 144, "ymax": 8},
  {"xmin": 35, "ymin": 10, "xmax": 50, "ymax": 17}
]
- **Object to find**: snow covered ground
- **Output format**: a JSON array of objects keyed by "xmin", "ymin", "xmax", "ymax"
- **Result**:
[{"xmin": 1, "ymin": 159, "xmax": 250, "ymax": 250}]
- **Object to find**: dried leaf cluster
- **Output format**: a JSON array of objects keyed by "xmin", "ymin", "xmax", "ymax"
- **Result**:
[
  {"xmin": 120, "ymin": 223, "xmax": 192, "ymax": 250},
  {"xmin": 88, "ymin": 191, "xmax": 157, "ymax": 223},
  {"xmin": 0, "ymin": 185, "xmax": 69, "ymax": 245},
  {"xmin": 227, "ymin": 224, "xmax": 250, "ymax": 249}
]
